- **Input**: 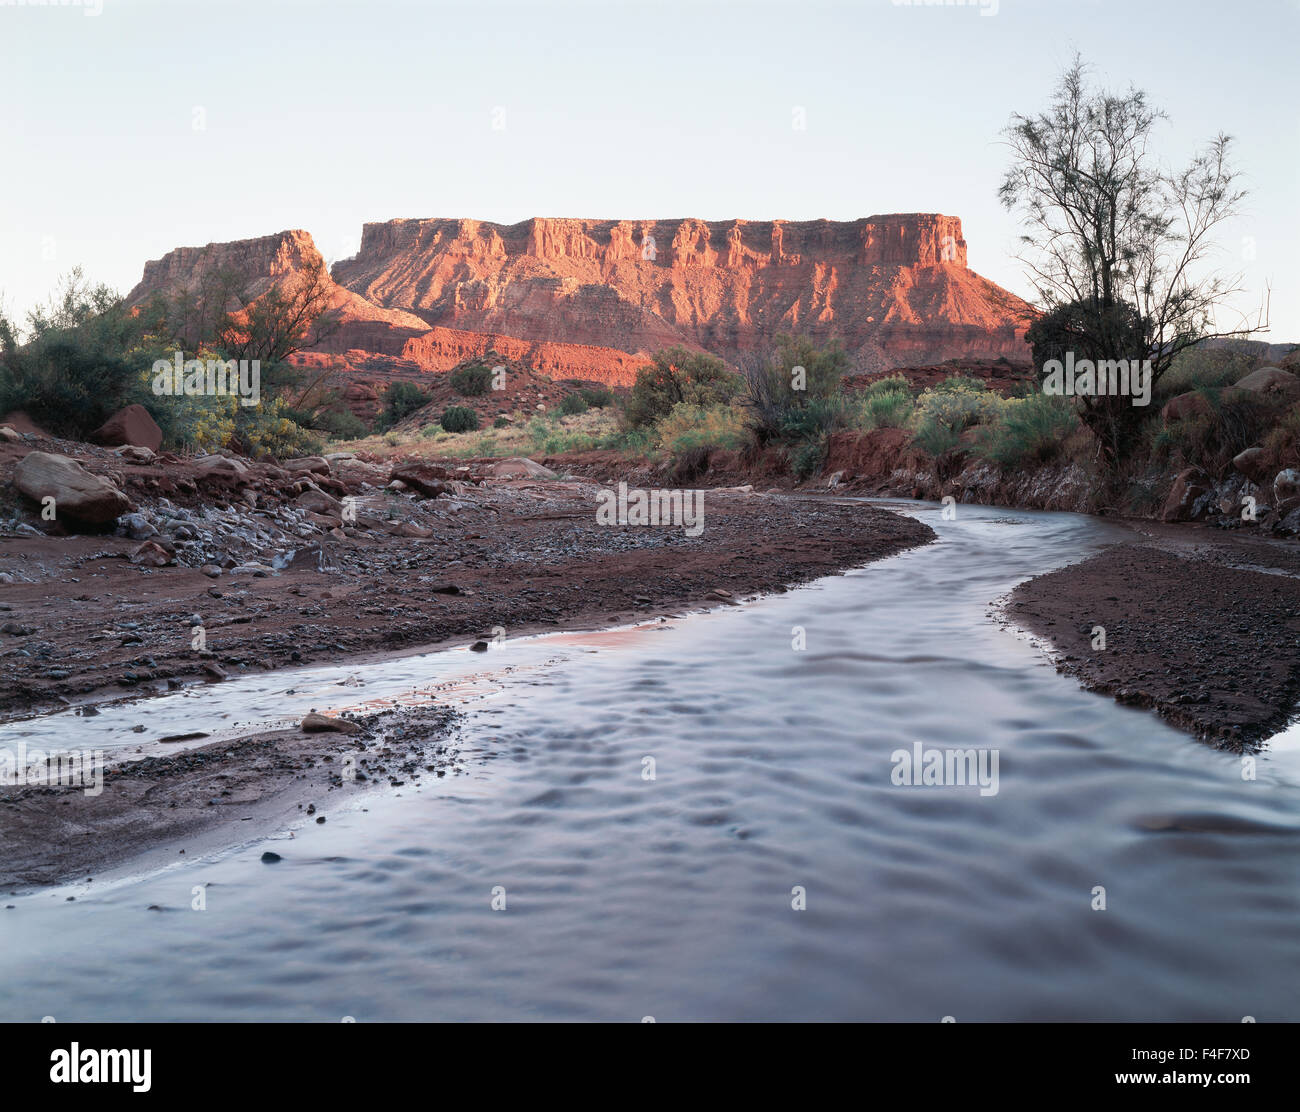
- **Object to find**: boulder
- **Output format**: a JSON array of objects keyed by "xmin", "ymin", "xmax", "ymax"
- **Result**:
[
  {"xmin": 1232, "ymin": 446, "xmax": 1269, "ymax": 481},
  {"xmin": 0, "ymin": 425, "xmax": 21, "ymax": 442},
  {"xmin": 391, "ymin": 521, "xmax": 433, "ymax": 538},
  {"xmin": 292, "ymin": 546, "xmax": 327, "ymax": 571},
  {"xmin": 1279, "ymin": 506, "xmax": 1300, "ymax": 536},
  {"xmin": 89, "ymin": 404, "xmax": 163, "ymax": 453},
  {"xmin": 12, "ymin": 451, "xmax": 133, "ymax": 525},
  {"xmin": 1161, "ymin": 391, "xmax": 1214, "ymax": 423},
  {"xmin": 282, "ymin": 456, "xmax": 331, "ymax": 475},
  {"xmin": 390, "ymin": 462, "xmax": 454, "ymax": 498},
  {"xmin": 1234, "ymin": 365, "xmax": 1297, "ymax": 394},
  {"xmin": 112, "ymin": 444, "xmax": 156, "ymax": 464},
  {"xmin": 293, "ymin": 487, "xmax": 344, "ymax": 516},
  {"xmin": 194, "ymin": 454, "xmax": 250, "ymax": 484},
  {"xmin": 120, "ymin": 512, "xmax": 157, "ymax": 540},
  {"xmin": 1274, "ymin": 469, "xmax": 1300, "ymax": 504},
  {"xmin": 129, "ymin": 541, "xmax": 171, "ymax": 567},
  {"xmin": 1161, "ymin": 467, "xmax": 1212, "ymax": 523},
  {"xmin": 487, "ymin": 457, "xmax": 559, "ymax": 480}
]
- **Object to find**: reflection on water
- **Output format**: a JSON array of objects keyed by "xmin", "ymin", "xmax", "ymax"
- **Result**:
[{"xmin": 2, "ymin": 502, "xmax": 1298, "ymax": 1022}]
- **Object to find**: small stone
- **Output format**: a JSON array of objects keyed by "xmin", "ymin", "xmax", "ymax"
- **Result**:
[{"xmin": 300, "ymin": 712, "xmax": 361, "ymax": 734}]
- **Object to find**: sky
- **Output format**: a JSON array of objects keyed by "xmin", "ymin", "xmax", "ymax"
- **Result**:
[{"xmin": 1, "ymin": 0, "xmax": 1297, "ymax": 340}]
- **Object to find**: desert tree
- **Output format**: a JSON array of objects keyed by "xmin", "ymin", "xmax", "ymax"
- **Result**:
[
  {"xmin": 999, "ymin": 55, "xmax": 1267, "ymax": 466},
  {"xmin": 216, "ymin": 259, "xmax": 342, "ymax": 366}
]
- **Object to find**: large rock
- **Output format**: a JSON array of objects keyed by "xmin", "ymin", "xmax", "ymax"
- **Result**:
[
  {"xmin": 12, "ymin": 452, "xmax": 133, "ymax": 525},
  {"xmin": 293, "ymin": 487, "xmax": 344, "ymax": 516},
  {"xmin": 1161, "ymin": 391, "xmax": 1214, "ymax": 423},
  {"xmin": 282, "ymin": 456, "xmax": 330, "ymax": 475},
  {"xmin": 89, "ymin": 404, "xmax": 163, "ymax": 453},
  {"xmin": 193, "ymin": 454, "xmax": 251, "ymax": 485},
  {"xmin": 1161, "ymin": 467, "xmax": 1212, "ymax": 523},
  {"xmin": 1274, "ymin": 469, "xmax": 1300, "ymax": 504},
  {"xmin": 391, "ymin": 462, "xmax": 455, "ymax": 497},
  {"xmin": 488, "ymin": 457, "xmax": 559, "ymax": 481},
  {"xmin": 1235, "ymin": 365, "xmax": 1297, "ymax": 394},
  {"xmin": 112, "ymin": 444, "xmax": 156, "ymax": 464},
  {"xmin": 1232, "ymin": 446, "xmax": 1269, "ymax": 481}
]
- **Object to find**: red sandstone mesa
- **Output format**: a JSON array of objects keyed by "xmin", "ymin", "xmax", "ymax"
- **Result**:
[{"xmin": 128, "ymin": 214, "xmax": 1033, "ymax": 389}]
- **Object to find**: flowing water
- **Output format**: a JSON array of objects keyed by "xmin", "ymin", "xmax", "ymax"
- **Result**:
[{"xmin": 2, "ymin": 501, "xmax": 1298, "ymax": 1022}]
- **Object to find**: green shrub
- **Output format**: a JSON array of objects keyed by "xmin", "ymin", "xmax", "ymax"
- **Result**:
[
  {"xmin": 656, "ymin": 402, "xmax": 748, "ymax": 454},
  {"xmin": 911, "ymin": 383, "xmax": 1005, "ymax": 457},
  {"xmin": 558, "ymin": 392, "xmax": 589, "ymax": 416},
  {"xmin": 625, "ymin": 346, "xmax": 742, "ymax": 428},
  {"xmin": 932, "ymin": 375, "xmax": 987, "ymax": 394},
  {"xmin": 1157, "ymin": 345, "xmax": 1257, "ymax": 403},
  {"xmin": 853, "ymin": 387, "xmax": 913, "ymax": 430},
  {"xmin": 440, "ymin": 405, "xmax": 480, "ymax": 433},
  {"xmin": 789, "ymin": 437, "xmax": 828, "ymax": 480},
  {"xmin": 0, "ymin": 271, "xmax": 153, "ymax": 439},
  {"xmin": 450, "ymin": 363, "xmax": 494, "ymax": 396},
  {"xmin": 493, "ymin": 414, "xmax": 511, "ymax": 428},
  {"xmin": 579, "ymin": 386, "xmax": 614, "ymax": 408},
  {"xmin": 529, "ymin": 424, "xmax": 597, "ymax": 454},
  {"xmin": 975, "ymin": 393, "xmax": 1078, "ymax": 468},
  {"xmin": 317, "ymin": 408, "xmax": 368, "ymax": 440},
  {"xmin": 1153, "ymin": 387, "xmax": 1273, "ymax": 476},
  {"xmin": 1262, "ymin": 403, "xmax": 1300, "ymax": 469},
  {"xmin": 858, "ymin": 374, "xmax": 911, "ymax": 399},
  {"xmin": 376, "ymin": 381, "xmax": 428, "ymax": 430},
  {"xmin": 742, "ymin": 335, "xmax": 849, "ymax": 447},
  {"xmin": 237, "ymin": 396, "xmax": 322, "ymax": 459},
  {"xmin": 912, "ymin": 422, "xmax": 962, "ymax": 457},
  {"xmin": 611, "ymin": 424, "xmax": 656, "ymax": 457}
]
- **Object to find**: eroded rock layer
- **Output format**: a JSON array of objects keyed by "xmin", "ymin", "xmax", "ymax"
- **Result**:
[{"xmin": 129, "ymin": 215, "xmax": 1034, "ymax": 387}]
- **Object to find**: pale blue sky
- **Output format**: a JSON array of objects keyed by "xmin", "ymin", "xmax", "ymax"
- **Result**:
[{"xmin": 2, "ymin": 0, "xmax": 1297, "ymax": 339}]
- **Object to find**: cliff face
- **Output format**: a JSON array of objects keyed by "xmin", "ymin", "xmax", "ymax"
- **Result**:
[
  {"xmin": 127, "ymin": 229, "xmax": 435, "ymax": 354},
  {"xmin": 128, "ymin": 230, "xmax": 325, "ymax": 302},
  {"xmin": 128, "ymin": 215, "xmax": 1032, "ymax": 390},
  {"xmin": 331, "ymin": 215, "xmax": 1029, "ymax": 371}
]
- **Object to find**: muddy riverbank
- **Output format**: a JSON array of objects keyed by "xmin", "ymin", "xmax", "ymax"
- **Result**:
[
  {"xmin": 1007, "ymin": 524, "xmax": 1300, "ymax": 748},
  {"xmin": 0, "ymin": 455, "xmax": 933, "ymax": 719}
]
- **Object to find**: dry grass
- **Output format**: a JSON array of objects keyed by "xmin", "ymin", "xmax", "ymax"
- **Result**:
[{"xmin": 333, "ymin": 406, "xmax": 623, "ymax": 461}]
